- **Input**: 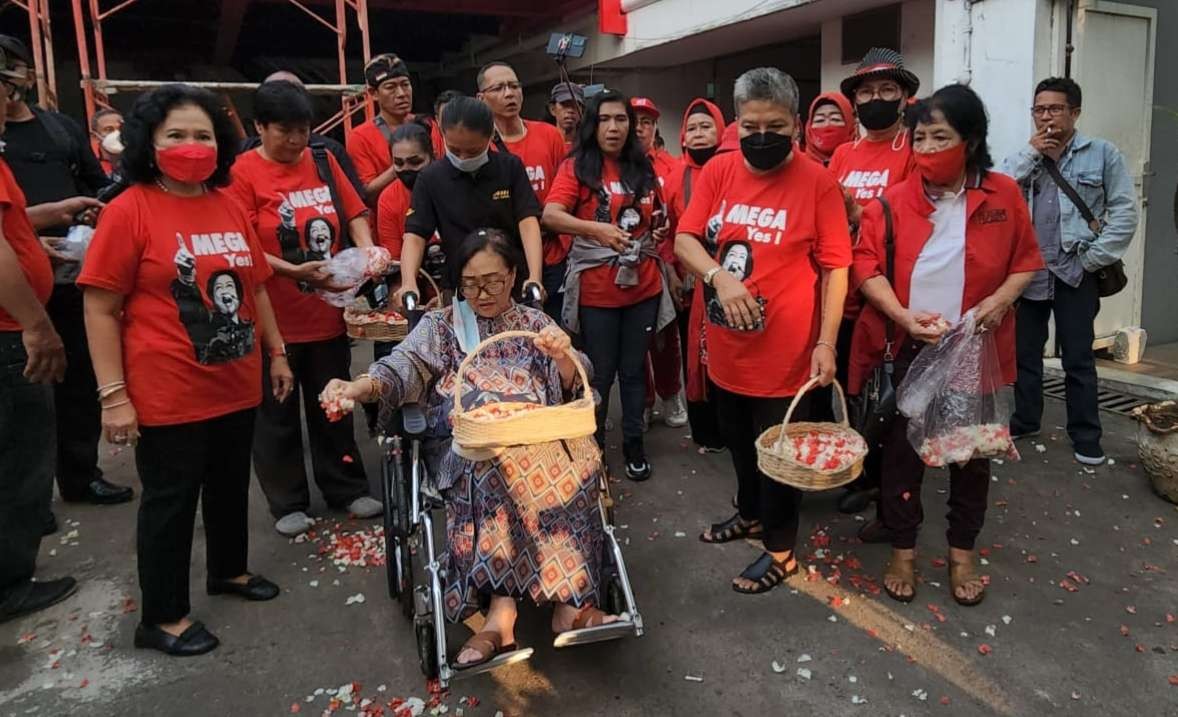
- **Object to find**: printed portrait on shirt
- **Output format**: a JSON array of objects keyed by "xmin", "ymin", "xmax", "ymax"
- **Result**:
[
  {"xmin": 170, "ymin": 233, "xmax": 256, "ymax": 365},
  {"xmin": 704, "ymin": 200, "xmax": 726, "ymax": 253},
  {"xmin": 304, "ymin": 216, "xmax": 335, "ymax": 262},
  {"xmin": 705, "ymin": 239, "xmax": 765, "ymax": 332},
  {"xmin": 277, "ymin": 198, "xmax": 303, "ymax": 264}
]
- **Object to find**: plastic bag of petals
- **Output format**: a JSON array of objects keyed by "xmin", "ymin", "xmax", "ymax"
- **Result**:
[
  {"xmin": 317, "ymin": 247, "xmax": 394, "ymax": 307},
  {"xmin": 897, "ymin": 310, "xmax": 1019, "ymax": 468}
]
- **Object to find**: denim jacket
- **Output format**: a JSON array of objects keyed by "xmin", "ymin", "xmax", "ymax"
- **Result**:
[{"xmin": 1000, "ymin": 133, "xmax": 1139, "ymax": 272}]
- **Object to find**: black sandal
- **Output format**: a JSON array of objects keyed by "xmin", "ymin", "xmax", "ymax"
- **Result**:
[
  {"xmin": 699, "ymin": 512, "xmax": 763, "ymax": 544},
  {"xmin": 732, "ymin": 552, "xmax": 799, "ymax": 594}
]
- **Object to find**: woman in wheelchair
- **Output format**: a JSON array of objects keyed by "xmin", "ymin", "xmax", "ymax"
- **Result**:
[{"xmin": 323, "ymin": 228, "xmax": 621, "ymax": 669}]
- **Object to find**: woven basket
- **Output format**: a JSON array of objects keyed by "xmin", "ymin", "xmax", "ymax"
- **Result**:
[
  {"xmin": 450, "ymin": 330, "xmax": 596, "ymax": 453},
  {"xmin": 344, "ymin": 269, "xmax": 441, "ymax": 342},
  {"xmin": 756, "ymin": 377, "xmax": 867, "ymax": 491}
]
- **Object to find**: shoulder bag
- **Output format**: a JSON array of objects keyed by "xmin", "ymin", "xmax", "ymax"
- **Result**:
[{"xmin": 1040, "ymin": 157, "xmax": 1127, "ymax": 297}]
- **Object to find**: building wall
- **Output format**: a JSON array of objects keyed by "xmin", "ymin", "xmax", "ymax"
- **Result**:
[
  {"xmin": 1112, "ymin": 0, "xmax": 1178, "ymax": 345},
  {"xmin": 819, "ymin": 0, "xmax": 934, "ymax": 99}
]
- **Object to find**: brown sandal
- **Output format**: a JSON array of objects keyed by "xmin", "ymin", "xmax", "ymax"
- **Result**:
[
  {"xmin": 571, "ymin": 605, "xmax": 612, "ymax": 630},
  {"xmin": 453, "ymin": 630, "xmax": 516, "ymax": 670},
  {"xmin": 883, "ymin": 553, "xmax": 917, "ymax": 603},
  {"xmin": 948, "ymin": 558, "xmax": 986, "ymax": 607}
]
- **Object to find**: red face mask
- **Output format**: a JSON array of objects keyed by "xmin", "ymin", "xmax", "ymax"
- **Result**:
[
  {"xmin": 913, "ymin": 142, "xmax": 967, "ymax": 185},
  {"xmin": 155, "ymin": 143, "xmax": 218, "ymax": 184},
  {"xmin": 807, "ymin": 124, "xmax": 853, "ymax": 155}
]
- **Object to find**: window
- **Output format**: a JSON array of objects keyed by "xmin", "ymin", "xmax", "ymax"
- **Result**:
[{"xmin": 842, "ymin": 4, "xmax": 902, "ymax": 64}]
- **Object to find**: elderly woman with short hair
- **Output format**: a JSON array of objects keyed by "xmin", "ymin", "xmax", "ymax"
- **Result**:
[{"xmin": 675, "ymin": 68, "xmax": 853, "ymax": 594}]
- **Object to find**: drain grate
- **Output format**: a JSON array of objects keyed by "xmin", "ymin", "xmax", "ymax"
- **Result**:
[{"xmin": 1042, "ymin": 376, "xmax": 1150, "ymax": 416}]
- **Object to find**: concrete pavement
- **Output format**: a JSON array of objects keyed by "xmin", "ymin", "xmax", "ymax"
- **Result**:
[{"xmin": 2, "ymin": 396, "xmax": 1176, "ymax": 716}]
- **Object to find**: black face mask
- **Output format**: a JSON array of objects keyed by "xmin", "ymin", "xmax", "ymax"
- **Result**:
[
  {"xmin": 686, "ymin": 145, "xmax": 718, "ymax": 166},
  {"xmin": 857, "ymin": 98, "xmax": 903, "ymax": 131},
  {"xmin": 739, "ymin": 132, "xmax": 792, "ymax": 171},
  {"xmin": 398, "ymin": 169, "xmax": 420, "ymax": 190}
]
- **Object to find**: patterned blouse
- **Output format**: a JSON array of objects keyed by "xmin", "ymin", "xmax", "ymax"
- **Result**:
[{"xmin": 368, "ymin": 302, "xmax": 593, "ymax": 490}]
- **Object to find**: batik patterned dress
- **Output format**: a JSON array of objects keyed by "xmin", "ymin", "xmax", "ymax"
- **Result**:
[{"xmin": 368, "ymin": 303, "xmax": 604, "ymax": 622}]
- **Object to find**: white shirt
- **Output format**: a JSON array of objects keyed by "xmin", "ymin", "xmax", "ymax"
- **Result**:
[{"xmin": 908, "ymin": 189, "xmax": 967, "ymax": 325}]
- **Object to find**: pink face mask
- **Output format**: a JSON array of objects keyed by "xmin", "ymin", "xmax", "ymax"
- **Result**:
[{"xmin": 155, "ymin": 142, "xmax": 218, "ymax": 184}]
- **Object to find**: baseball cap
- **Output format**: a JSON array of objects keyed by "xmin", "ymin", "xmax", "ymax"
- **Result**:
[
  {"xmin": 364, "ymin": 53, "xmax": 409, "ymax": 89},
  {"xmin": 0, "ymin": 35, "xmax": 31, "ymax": 81},
  {"xmin": 550, "ymin": 82, "xmax": 584, "ymax": 105},
  {"xmin": 630, "ymin": 97, "xmax": 660, "ymax": 119}
]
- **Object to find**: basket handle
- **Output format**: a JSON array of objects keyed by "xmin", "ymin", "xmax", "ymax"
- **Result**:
[
  {"xmin": 772, "ymin": 376, "xmax": 851, "ymax": 451},
  {"xmin": 452, "ymin": 329, "xmax": 591, "ymax": 416}
]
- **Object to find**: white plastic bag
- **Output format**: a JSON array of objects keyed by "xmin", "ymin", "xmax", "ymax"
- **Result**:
[
  {"xmin": 897, "ymin": 311, "xmax": 1019, "ymax": 467},
  {"xmin": 316, "ymin": 246, "xmax": 393, "ymax": 307},
  {"xmin": 57, "ymin": 225, "xmax": 94, "ymax": 262}
]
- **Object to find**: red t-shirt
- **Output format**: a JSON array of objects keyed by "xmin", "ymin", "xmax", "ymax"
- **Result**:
[
  {"xmin": 498, "ymin": 120, "xmax": 570, "ymax": 265},
  {"xmin": 77, "ymin": 185, "xmax": 273, "ymax": 426},
  {"xmin": 376, "ymin": 179, "xmax": 411, "ymax": 256},
  {"xmin": 546, "ymin": 157, "xmax": 663, "ymax": 308},
  {"xmin": 227, "ymin": 149, "xmax": 367, "ymax": 344},
  {"xmin": 345, "ymin": 120, "xmax": 390, "ymax": 187},
  {"xmin": 827, "ymin": 133, "xmax": 916, "ymax": 206},
  {"xmin": 0, "ymin": 159, "xmax": 53, "ymax": 332},
  {"xmin": 429, "ymin": 121, "xmax": 447, "ymax": 162},
  {"xmin": 678, "ymin": 152, "xmax": 853, "ymax": 398}
]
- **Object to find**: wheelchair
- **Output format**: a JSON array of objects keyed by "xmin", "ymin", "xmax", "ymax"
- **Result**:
[{"xmin": 379, "ymin": 289, "xmax": 644, "ymax": 688}]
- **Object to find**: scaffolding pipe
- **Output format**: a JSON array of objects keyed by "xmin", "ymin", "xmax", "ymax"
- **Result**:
[{"xmin": 68, "ymin": 0, "xmax": 372, "ymax": 138}]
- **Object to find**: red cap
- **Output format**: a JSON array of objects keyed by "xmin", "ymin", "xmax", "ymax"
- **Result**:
[{"xmin": 630, "ymin": 97, "xmax": 660, "ymax": 119}]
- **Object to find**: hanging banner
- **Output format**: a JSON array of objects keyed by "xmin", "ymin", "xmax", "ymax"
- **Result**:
[{"xmin": 600, "ymin": 0, "xmax": 628, "ymax": 36}]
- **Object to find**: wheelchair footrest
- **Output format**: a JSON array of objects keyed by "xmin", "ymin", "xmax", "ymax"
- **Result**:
[
  {"xmin": 449, "ymin": 647, "xmax": 534, "ymax": 679},
  {"xmin": 552, "ymin": 619, "xmax": 639, "ymax": 648}
]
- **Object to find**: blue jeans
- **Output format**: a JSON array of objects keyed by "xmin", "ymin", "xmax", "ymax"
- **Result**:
[{"xmin": 0, "ymin": 332, "xmax": 55, "ymax": 601}]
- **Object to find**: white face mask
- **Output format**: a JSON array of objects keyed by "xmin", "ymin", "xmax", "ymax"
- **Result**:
[{"xmin": 446, "ymin": 146, "xmax": 489, "ymax": 173}]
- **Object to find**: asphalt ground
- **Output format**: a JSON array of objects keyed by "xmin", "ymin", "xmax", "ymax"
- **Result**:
[{"xmin": 2, "ymin": 386, "xmax": 1176, "ymax": 717}]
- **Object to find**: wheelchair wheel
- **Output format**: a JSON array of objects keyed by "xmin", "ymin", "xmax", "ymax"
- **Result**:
[
  {"xmin": 380, "ymin": 447, "xmax": 402, "ymax": 600},
  {"xmin": 416, "ymin": 620, "xmax": 439, "ymax": 679},
  {"xmin": 396, "ymin": 532, "xmax": 416, "ymax": 621}
]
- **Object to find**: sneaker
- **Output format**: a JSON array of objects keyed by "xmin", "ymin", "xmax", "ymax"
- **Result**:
[
  {"xmin": 623, "ymin": 437, "xmax": 651, "ymax": 482},
  {"xmin": 1074, "ymin": 448, "xmax": 1107, "ymax": 466},
  {"xmin": 275, "ymin": 511, "xmax": 315, "ymax": 537},
  {"xmin": 663, "ymin": 392, "xmax": 688, "ymax": 428},
  {"xmin": 625, "ymin": 459, "xmax": 652, "ymax": 482},
  {"xmin": 347, "ymin": 496, "xmax": 383, "ymax": 518}
]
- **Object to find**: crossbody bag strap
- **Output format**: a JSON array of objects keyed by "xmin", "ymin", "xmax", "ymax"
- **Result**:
[
  {"xmin": 878, "ymin": 195, "xmax": 896, "ymax": 362},
  {"xmin": 310, "ymin": 142, "xmax": 353, "ymax": 249},
  {"xmin": 1041, "ymin": 156, "xmax": 1101, "ymax": 233}
]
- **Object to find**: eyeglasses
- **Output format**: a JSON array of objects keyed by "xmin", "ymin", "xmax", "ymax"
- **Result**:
[
  {"xmin": 1030, "ymin": 104, "xmax": 1071, "ymax": 116},
  {"xmin": 854, "ymin": 84, "xmax": 903, "ymax": 103},
  {"xmin": 480, "ymin": 81, "xmax": 522, "ymax": 95},
  {"xmin": 459, "ymin": 272, "xmax": 510, "ymax": 299}
]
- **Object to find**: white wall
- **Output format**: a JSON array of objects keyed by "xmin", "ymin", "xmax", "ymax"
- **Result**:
[{"xmin": 933, "ymin": 0, "xmax": 1053, "ymax": 167}]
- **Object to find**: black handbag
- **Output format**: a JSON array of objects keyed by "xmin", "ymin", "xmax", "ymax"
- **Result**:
[
  {"xmin": 1040, "ymin": 157, "xmax": 1127, "ymax": 298},
  {"xmin": 850, "ymin": 196, "xmax": 898, "ymax": 449}
]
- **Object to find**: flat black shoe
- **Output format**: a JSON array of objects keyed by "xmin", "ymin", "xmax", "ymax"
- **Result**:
[
  {"xmin": 207, "ymin": 575, "xmax": 280, "ymax": 601},
  {"xmin": 857, "ymin": 519, "xmax": 896, "ymax": 544},
  {"xmin": 733, "ymin": 552, "xmax": 799, "ymax": 595},
  {"xmin": 837, "ymin": 487, "xmax": 880, "ymax": 515},
  {"xmin": 0, "ymin": 577, "xmax": 78, "ymax": 624},
  {"xmin": 43, "ymin": 510, "xmax": 58, "ymax": 536},
  {"xmin": 134, "ymin": 621, "xmax": 219, "ymax": 656},
  {"xmin": 64, "ymin": 477, "xmax": 134, "ymax": 505}
]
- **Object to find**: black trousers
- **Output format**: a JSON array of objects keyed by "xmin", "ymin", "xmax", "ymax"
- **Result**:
[
  {"xmin": 580, "ymin": 296, "xmax": 659, "ymax": 459},
  {"xmin": 1014, "ymin": 273, "xmax": 1102, "ymax": 453},
  {"xmin": 135, "ymin": 409, "xmax": 254, "ymax": 625},
  {"xmin": 541, "ymin": 259, "xmax": 567, "ymax": 324},
  {"xmin": 0, "ymin": 333, "xmax": 55, "ymax": 603},
  {"xmin": 714, "ymin": 384, "xmax": 807, "ymax": 553},
  {"xmin": 252, "ymin": 335, "xmax": 369, "ymax": 518},
  {"xmin": 677, "ymin": 298, "xmax": 724, "ymax": 450},
  {"xmin": 47, "ymin": 284, "xmax": 103, "ymax": 498},
  {"xmin": 879, "ymin": 342, "xmax": 991, "ymax": 550}
]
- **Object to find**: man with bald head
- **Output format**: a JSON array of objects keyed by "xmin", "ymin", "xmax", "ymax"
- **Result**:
[{"xmin": 239, "ymin": 70, "xmax": 363, "ymax": 194}]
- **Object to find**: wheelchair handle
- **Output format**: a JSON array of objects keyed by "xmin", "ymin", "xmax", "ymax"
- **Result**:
[
  {"xmin": 403, "ymin": 291, "xmax": 419, "ymax": 312},
  {"xmin": 521, "ymin": 281, "xmax": 543, "ymax": 306}
]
